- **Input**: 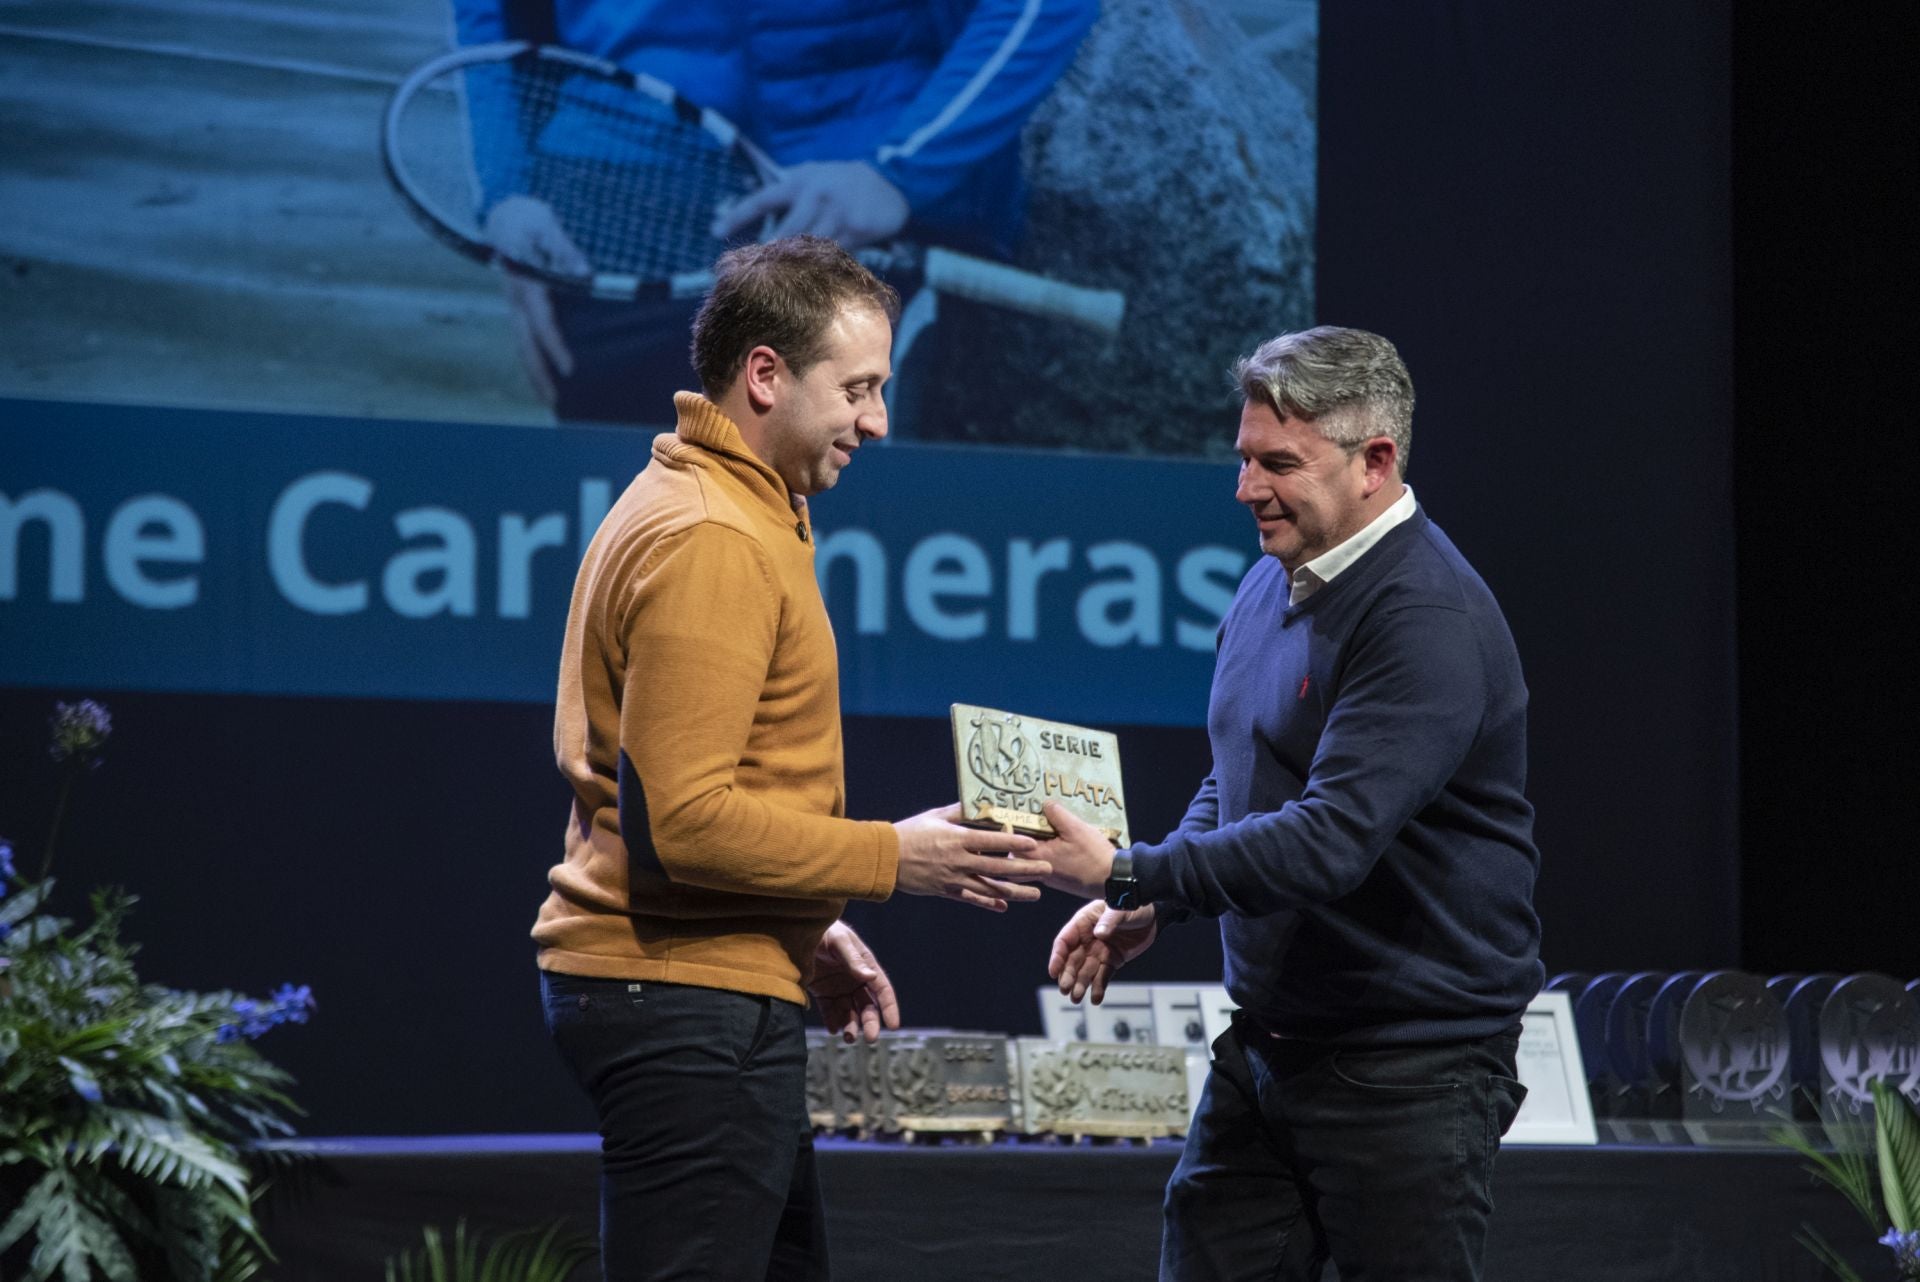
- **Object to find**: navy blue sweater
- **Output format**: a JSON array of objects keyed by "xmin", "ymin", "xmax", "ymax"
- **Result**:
[{"xmin": 1133, "ymin": 510, "xmax": 1543, "ymax": 1044}]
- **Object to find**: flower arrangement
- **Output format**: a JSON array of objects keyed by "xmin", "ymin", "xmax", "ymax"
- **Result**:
[
  {"xmin": 1, "ymin": 701, "xmax": 314, "ymax": 1282},
  {"xmin": 1774, "ymin": 1077, "xmax": 1920, "ymax": 1281}
]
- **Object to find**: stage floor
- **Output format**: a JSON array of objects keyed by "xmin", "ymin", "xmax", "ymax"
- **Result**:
[{"xmin": 258, "ymin": 1134, "xmax": 1886, "ymax": 1280}]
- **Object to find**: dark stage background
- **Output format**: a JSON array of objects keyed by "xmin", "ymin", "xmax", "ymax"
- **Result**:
[{"xmin": 4, "ymin": 0, "xmax": 1909, "ymax": 1139}]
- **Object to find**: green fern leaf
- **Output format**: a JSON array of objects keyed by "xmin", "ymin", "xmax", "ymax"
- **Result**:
[
  {"xmin": 66, "ymin": 1190, "xmax": 139, "ymax": 1282},
  {"xmin": 1872, "ymin": 1078, "xmax": 1920, "ymax": 1233},
  {"xmin": 14, "ymin": 913, "xmax": 74, "ymax": 947},
  {"xmin": 55, "ymin": 1019, "xmax": 134, "ymax": 1058},
  {"xmin": 106, "ymin": 1110, "xmax": 249, "ymax": 1200},
  {"xmin": 1771, "ymin": 1117, "xmax": 1881, "ymax": 1229},
  {"xmin": 1796, "ymin": 1224, "xmax": 1869, "ymax": 1282},
  {"xmin": 73, "ymin": 1166, "xmax": 160, "ymax": 1245},
  {"xmin": 0, "ymin": 1165, "xmax": 57, "ymax": 1256},
  {"xmin": 380, "ymin": 1219, "xmax": 594, "ymax": 1282},
  {"xmin": 0, "ymin": 880, "xmax": 51, "ymax": 926},
  {"xmin": 19, "ymin": 1163, "xmax": 136, "ymax": 1282}
]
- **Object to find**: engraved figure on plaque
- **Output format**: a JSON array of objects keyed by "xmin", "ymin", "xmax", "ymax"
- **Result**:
[
  {"xmin": 1819, "ymin": 974, "xmax": 1920, "ymax": 1115},
  {"xmin": 1678, "ymin": 971, "xmax": 1790, "ymax": 1119}
]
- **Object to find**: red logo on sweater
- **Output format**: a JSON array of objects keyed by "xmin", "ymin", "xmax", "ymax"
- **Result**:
[{"xmin": 1298, "ymin": 676, "xmax": 1311, "ymax": 700}]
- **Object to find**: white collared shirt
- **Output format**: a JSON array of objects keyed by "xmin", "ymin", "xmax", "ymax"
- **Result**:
[{"xmin": 1288, "ymin": 486, "xmax": 1418, "ymax": 606}]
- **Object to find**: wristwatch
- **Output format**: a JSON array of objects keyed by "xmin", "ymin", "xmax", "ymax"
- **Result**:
[{"xmin": 1104, "ymin": 849, "xmax": 1140, "ymax": 911}]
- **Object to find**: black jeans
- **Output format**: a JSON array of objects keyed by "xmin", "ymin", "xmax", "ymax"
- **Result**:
[
  {"xmin": 1161, "ymin": 1014, "xmax": 1526, "ymax": 1282},
  {"xmin": 540, "ymin": 972, "xmax": 828, "ymax": 1282}
]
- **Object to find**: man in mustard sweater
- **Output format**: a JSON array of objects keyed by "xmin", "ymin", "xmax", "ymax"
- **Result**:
[{"xmin": 535, "ymin": 235, "xmax": 1051, "ymax": 1281}]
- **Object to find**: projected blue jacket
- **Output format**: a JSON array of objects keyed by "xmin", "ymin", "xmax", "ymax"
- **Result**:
[
  {"xmin": 453, "ymin": 0, "xmax": 1099, "ymax": 257},
  {"xmin": 1133, "ymin": 511, "xmax": 1545, "ymax": 1045}
]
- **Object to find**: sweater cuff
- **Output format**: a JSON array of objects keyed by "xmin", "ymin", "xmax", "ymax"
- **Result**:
[
  {"xmin": 863, "ymin": 820, "xmax": 901, "ymax": 901},
  {"xmin": 1132, "ymin": 843, "xmax": 1174, "ymax": 905}
]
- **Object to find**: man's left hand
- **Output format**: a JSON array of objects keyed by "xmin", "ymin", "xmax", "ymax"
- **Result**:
[
  {"xmin": 1036, "ymin": 801, "xmax": 1118, "ymax": 900},
  {"xmin": 809, "ymin": 920, "xmax": 900, "ymax": 1044},
  {"xmin": 712, "ymin": 162, "xmax": 910, "ymax": 249}
]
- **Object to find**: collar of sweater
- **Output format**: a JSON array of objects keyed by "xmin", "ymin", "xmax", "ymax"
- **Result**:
[
  {"xmin": 665, "ymin": 391, "xmax": 810, "ymax": 528},
  {"xmin": 1282, "ymin": 508, "xmax": 1430, "ymax": 621}
]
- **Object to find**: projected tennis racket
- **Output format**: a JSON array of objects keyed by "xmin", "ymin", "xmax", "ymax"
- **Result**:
[{"xmin": 382, "ymin": 42, "xmax": 1125, "ymax": 335}]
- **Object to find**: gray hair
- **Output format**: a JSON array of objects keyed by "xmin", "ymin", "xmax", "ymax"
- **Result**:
[{"xmin": 1232, "ymin": 326, "xmax": 1415, "ymax": 476}]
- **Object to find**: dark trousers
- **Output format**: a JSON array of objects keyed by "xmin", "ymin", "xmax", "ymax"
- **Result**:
[
  {"xmin": 540, "ymin": 972, "xmax": 829, "ymax": 1282},
  {"xmin": 1161, "ymin": 1014, "xmax": 1526, "ymax": 1282}
]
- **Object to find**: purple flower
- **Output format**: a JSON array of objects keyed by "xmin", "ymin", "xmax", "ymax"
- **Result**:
[
  {"xmin": 0, "ymin": 838, "xmax": 15, "ymax": 884},
  {"xmin": 49, "ymin": 700, "xmax": 112, "ymax": 767},
  {"xmin": 217, "ymin": 986, "xmax": 315, "ymax": 1042},
  {"xmin": 271, "ymin": 983, "xmax": 315, "ymax": 1023},
  {"xmin": 1882, "ymin": 1228, "xmax": 1920, "ymax": 1277}
]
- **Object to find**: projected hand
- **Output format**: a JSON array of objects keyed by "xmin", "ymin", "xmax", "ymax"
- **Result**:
[
  {"xmin": 484, "ymin": 196, "xmax": 590, "ymax": 405},
  {"xmin": 712, "ymin": 162, "xmax": 910, "ymax": 249},
  {"xmin": 892, "ymin": 804, "xmax": 1050, "ymax": 912},
  {"xmin": 1049, "ymin": 899, "xmax": 1159, "ymax": 1006},
  {"xmin": 809, "ymin": 920, "xmax": 900, "ymax": 1043}
]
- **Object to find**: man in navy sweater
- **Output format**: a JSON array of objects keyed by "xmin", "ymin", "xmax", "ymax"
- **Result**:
[{"xmin": 1040, "ymin": 326, "xmax": 1543, "ymax": 1282}]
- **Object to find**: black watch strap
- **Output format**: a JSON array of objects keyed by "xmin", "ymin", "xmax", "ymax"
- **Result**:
[{"xmin": 1104, "ymin": 850, "xmax": 1139, "ymax": 910}]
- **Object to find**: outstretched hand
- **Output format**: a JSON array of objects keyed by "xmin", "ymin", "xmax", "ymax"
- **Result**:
[
  {"xmin": 892, "ymin": 804, "xmax": 1051, "ymax": 912},
  {"xmin": 1048, "ymin": 899, "xmax": 1159, "ymax": 1005},
  {"xmin": 810, "ymin": 920, "xmax": 900, "ymax": 1043}
]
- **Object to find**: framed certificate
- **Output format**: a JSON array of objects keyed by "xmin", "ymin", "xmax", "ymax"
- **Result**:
[{"xmin": 1506, "ymin": 990, "xmax": 1599, "ymax": 1145}]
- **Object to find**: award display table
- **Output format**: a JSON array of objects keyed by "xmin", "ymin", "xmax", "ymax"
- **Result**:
[{"xmin": 260, "ymin": 1135, "xmax": 1886, "ymax": 1280}]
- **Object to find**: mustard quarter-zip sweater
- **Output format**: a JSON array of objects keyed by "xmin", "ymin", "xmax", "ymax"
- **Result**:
[{"xmin": 535, "ymin": 393, "xmax": 900, "ymax": 1004}]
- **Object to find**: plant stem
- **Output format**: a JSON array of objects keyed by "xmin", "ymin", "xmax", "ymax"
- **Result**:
[{"xmin": 37, "ymin": 769, "xmax": 76, "ymax": 884}]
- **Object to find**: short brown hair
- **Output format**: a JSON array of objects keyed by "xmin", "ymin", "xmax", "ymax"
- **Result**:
[{"xmin": 690, "ymin": 236, "xmax": 900, "ymax": 397}]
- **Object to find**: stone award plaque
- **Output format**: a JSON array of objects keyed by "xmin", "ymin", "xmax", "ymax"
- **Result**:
[
  {"xmin": 826, "ymin": 1036, "xmax": 874, "ymax": 1133},
  {"xmin": 874, "ymin": 1033, "xmax": 1016, "ymax": 1141},
  {"xmin": 854, "ymin": 1030, "xmax": 923, "ymax": 1137},
  {"xmin": 951, "ymin": 704, "xmax": 1130, "ymax": 844},
  {"xmin": 1010, "ymin": 1039, "xmax": 1190, "ymax": 1140},
  {"xmin": 805, "ymin": 1031, "xmax": 837, "ymax": 1131}
]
